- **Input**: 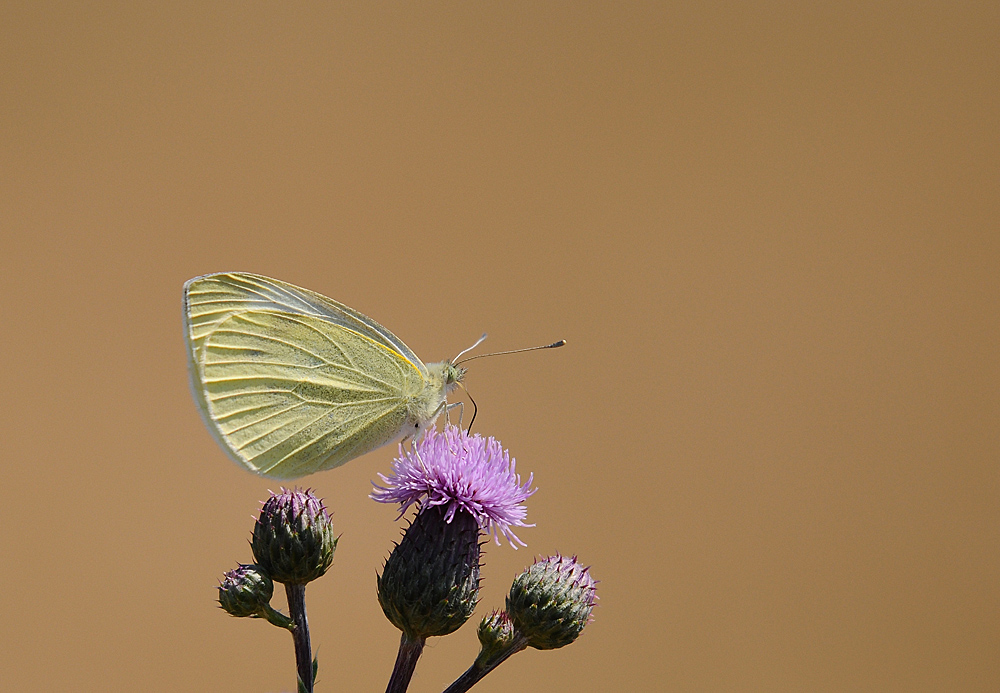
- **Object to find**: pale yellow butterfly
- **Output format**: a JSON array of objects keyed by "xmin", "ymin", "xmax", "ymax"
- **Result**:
[{"xmin": 183, "ymin": 272, "xmax": 563, "ymax": 479}]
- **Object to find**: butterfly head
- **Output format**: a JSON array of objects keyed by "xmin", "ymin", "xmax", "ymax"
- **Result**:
[{"xmin": 443, "ymin": 362, "xmax": 466, "ymax": 391}]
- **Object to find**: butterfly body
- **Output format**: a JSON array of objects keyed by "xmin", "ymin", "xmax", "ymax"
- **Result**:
[{"xmin": 183, "ymin": 272, "xmax": 464, "ymax": 479}]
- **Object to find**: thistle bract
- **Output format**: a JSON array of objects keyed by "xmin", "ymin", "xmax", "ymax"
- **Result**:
[
  {"xmin": 252, "ymin": 488, "xmax": 337, "ymax": 585},
  {"xmin": 507, "ymin": 554, "xmax": 598, "ymax": 650},
  {"xmin": 377, "ymin": 505, "xmax": 481, "ymax": 639}
]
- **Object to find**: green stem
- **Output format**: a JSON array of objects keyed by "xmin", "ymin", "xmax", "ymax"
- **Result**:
[
  {"xmin": 385, "ymin": 632, "xmax": 425, "ymax": 693},
  {"xmin": 441, "ymin": 633, "xmax": 529, "ymax": 693},
  {"xmin": 260, "ymin": 603, "xmax": 295, "ymax": 630}
]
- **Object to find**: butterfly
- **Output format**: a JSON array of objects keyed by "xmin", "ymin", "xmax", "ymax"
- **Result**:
[{"xmin": 182, "ymin": 272, "xmax": 469, "ymax": 478}]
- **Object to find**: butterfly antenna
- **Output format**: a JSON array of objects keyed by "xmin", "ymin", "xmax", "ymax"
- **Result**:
[
  {"xmin": 455, "ymin": 339, "xmax": 567, "ymax": 366},
  {"xmin": 452, "ymin": 333, "xmax": 488, "ymax": 363}
]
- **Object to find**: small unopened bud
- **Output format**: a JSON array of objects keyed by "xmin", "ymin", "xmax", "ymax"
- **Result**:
[
  {"xmin": 475, "ymin": 610, "xmax": 520, "ymax": 667},
  {"xmin": 506, "ymin": 554, "xmax": 597, "ymax": 650},
  {"xmin": 377, "ymin": 505, "xmax": 481, "ymax": 640},
  {"xmin": 251, "ymin": 489, "xmax": 337, "ymax": 585},
  {"xmin": 218, "ymin": 564, "xmax": 273, "ymax": 618}
]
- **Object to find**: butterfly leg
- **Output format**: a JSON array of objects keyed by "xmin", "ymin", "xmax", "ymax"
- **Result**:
[
  {"xmin": 414, "ymin": 445, "xmax": 429, "ymax": 473},
  {"xmin": 396, "ymin": 433, "xmax": 429, "ymax": 472},
  {"xmin": 446, "ymin": 401, "xmax": 464, "ymax": 427}
]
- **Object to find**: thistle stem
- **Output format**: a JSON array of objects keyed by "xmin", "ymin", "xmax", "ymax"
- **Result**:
[
  {"xmin": 260, "ymin": 603, "xmax": 295, "ymax": 630},
  {"xmin": 285, "ymin": 583, "xmax": 313, "ymax": 693},
  {"xmin": 441, "ymin": 634, "xmax": 530, "ymax": 693},
  {"xmin": 385, "ymin": 633, "xmax": 425, "ymax": 693}
]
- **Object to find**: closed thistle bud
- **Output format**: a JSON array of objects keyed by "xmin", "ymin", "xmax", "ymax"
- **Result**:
[
  {"xmin": 218, "ymin": 564, "xmax": 274, "ymax": 618},
  {"xmin": 507, "ymin": 554, "xmax": 598, "ymax": 650},
  {"xmin": 251, "ymin": 488, "xmax": 337, "ymax": 585},
  {"xmin": 475, "ymin": 609, "xmax": 520, "ymax": 667},
  {"xmin": 377, "ymin": 505, "xmax": 481, "ymax": 640}
]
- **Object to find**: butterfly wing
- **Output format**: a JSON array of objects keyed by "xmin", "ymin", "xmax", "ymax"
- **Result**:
[
  {"xmin": 184, "ymin": 272, "xmax": 426, "ymax": 373},
  {"xmin": 184, "ymin": 273, "xmax": 428, "ymax": 478}
]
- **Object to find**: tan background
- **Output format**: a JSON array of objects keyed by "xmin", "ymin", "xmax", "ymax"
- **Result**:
[{"xmin": 1, "ymin": 3, "xmax": 997, "ymax": 691}]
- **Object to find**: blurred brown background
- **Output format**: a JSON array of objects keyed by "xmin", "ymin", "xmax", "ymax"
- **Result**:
[{"xmin": 1, "ymin": 3, "xmax": 997, "ymax": 691}]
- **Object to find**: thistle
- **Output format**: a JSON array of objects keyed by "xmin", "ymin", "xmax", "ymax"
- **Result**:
[
  {"xmin": 247, "ymin": 488, "xmax": 337, "ymax": 693},
  {"xmin": 372, "ymin": 425, "xmax": 536, "ymax": 693},
  {"xmin": 252, "ymin": 488, "xmax": 337, "ymax": 585},
  {"xmin": 507, "ymin": 554, "xmax": 598, "ymax": 650},
  {"xmin": 475, "ymin": 609, "xmax": 521, "ymax": 667},
  {"xmin": 218, "ymin": 563, "xmax": 293, "ymax": 629},
  {"xmin": 443, "ymin": 555, "xmax": 598, "ymax": 693}
]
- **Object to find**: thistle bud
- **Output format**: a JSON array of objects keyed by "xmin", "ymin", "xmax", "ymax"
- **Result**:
[
  {"xmin": 475, "ymin": 609, "xmax": 520, "ymax": 667},
  {"xmin": 218, "ymin": 564, "xmax": 274, "ymax": 618},
  {"xmin": 377, "ymin": 505, "xmax": 481, "ymax": 640},
  {"xmin": 507, "ymin": 554, "xmax": 598, "ymax": 650},
  {"xmin": 251, "ymin": 488, "xmax": 337, "ymax": 585}
]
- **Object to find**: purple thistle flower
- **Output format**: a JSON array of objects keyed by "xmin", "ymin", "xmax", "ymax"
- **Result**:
[{"xmin": 371, "ymin": 425, "xmax": 536, "ymax": 547}]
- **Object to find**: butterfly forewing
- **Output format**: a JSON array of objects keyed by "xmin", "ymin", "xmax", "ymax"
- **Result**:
[{"xmin": 184, "ymin": 272, "xmax": 426, "ymax": 375}]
